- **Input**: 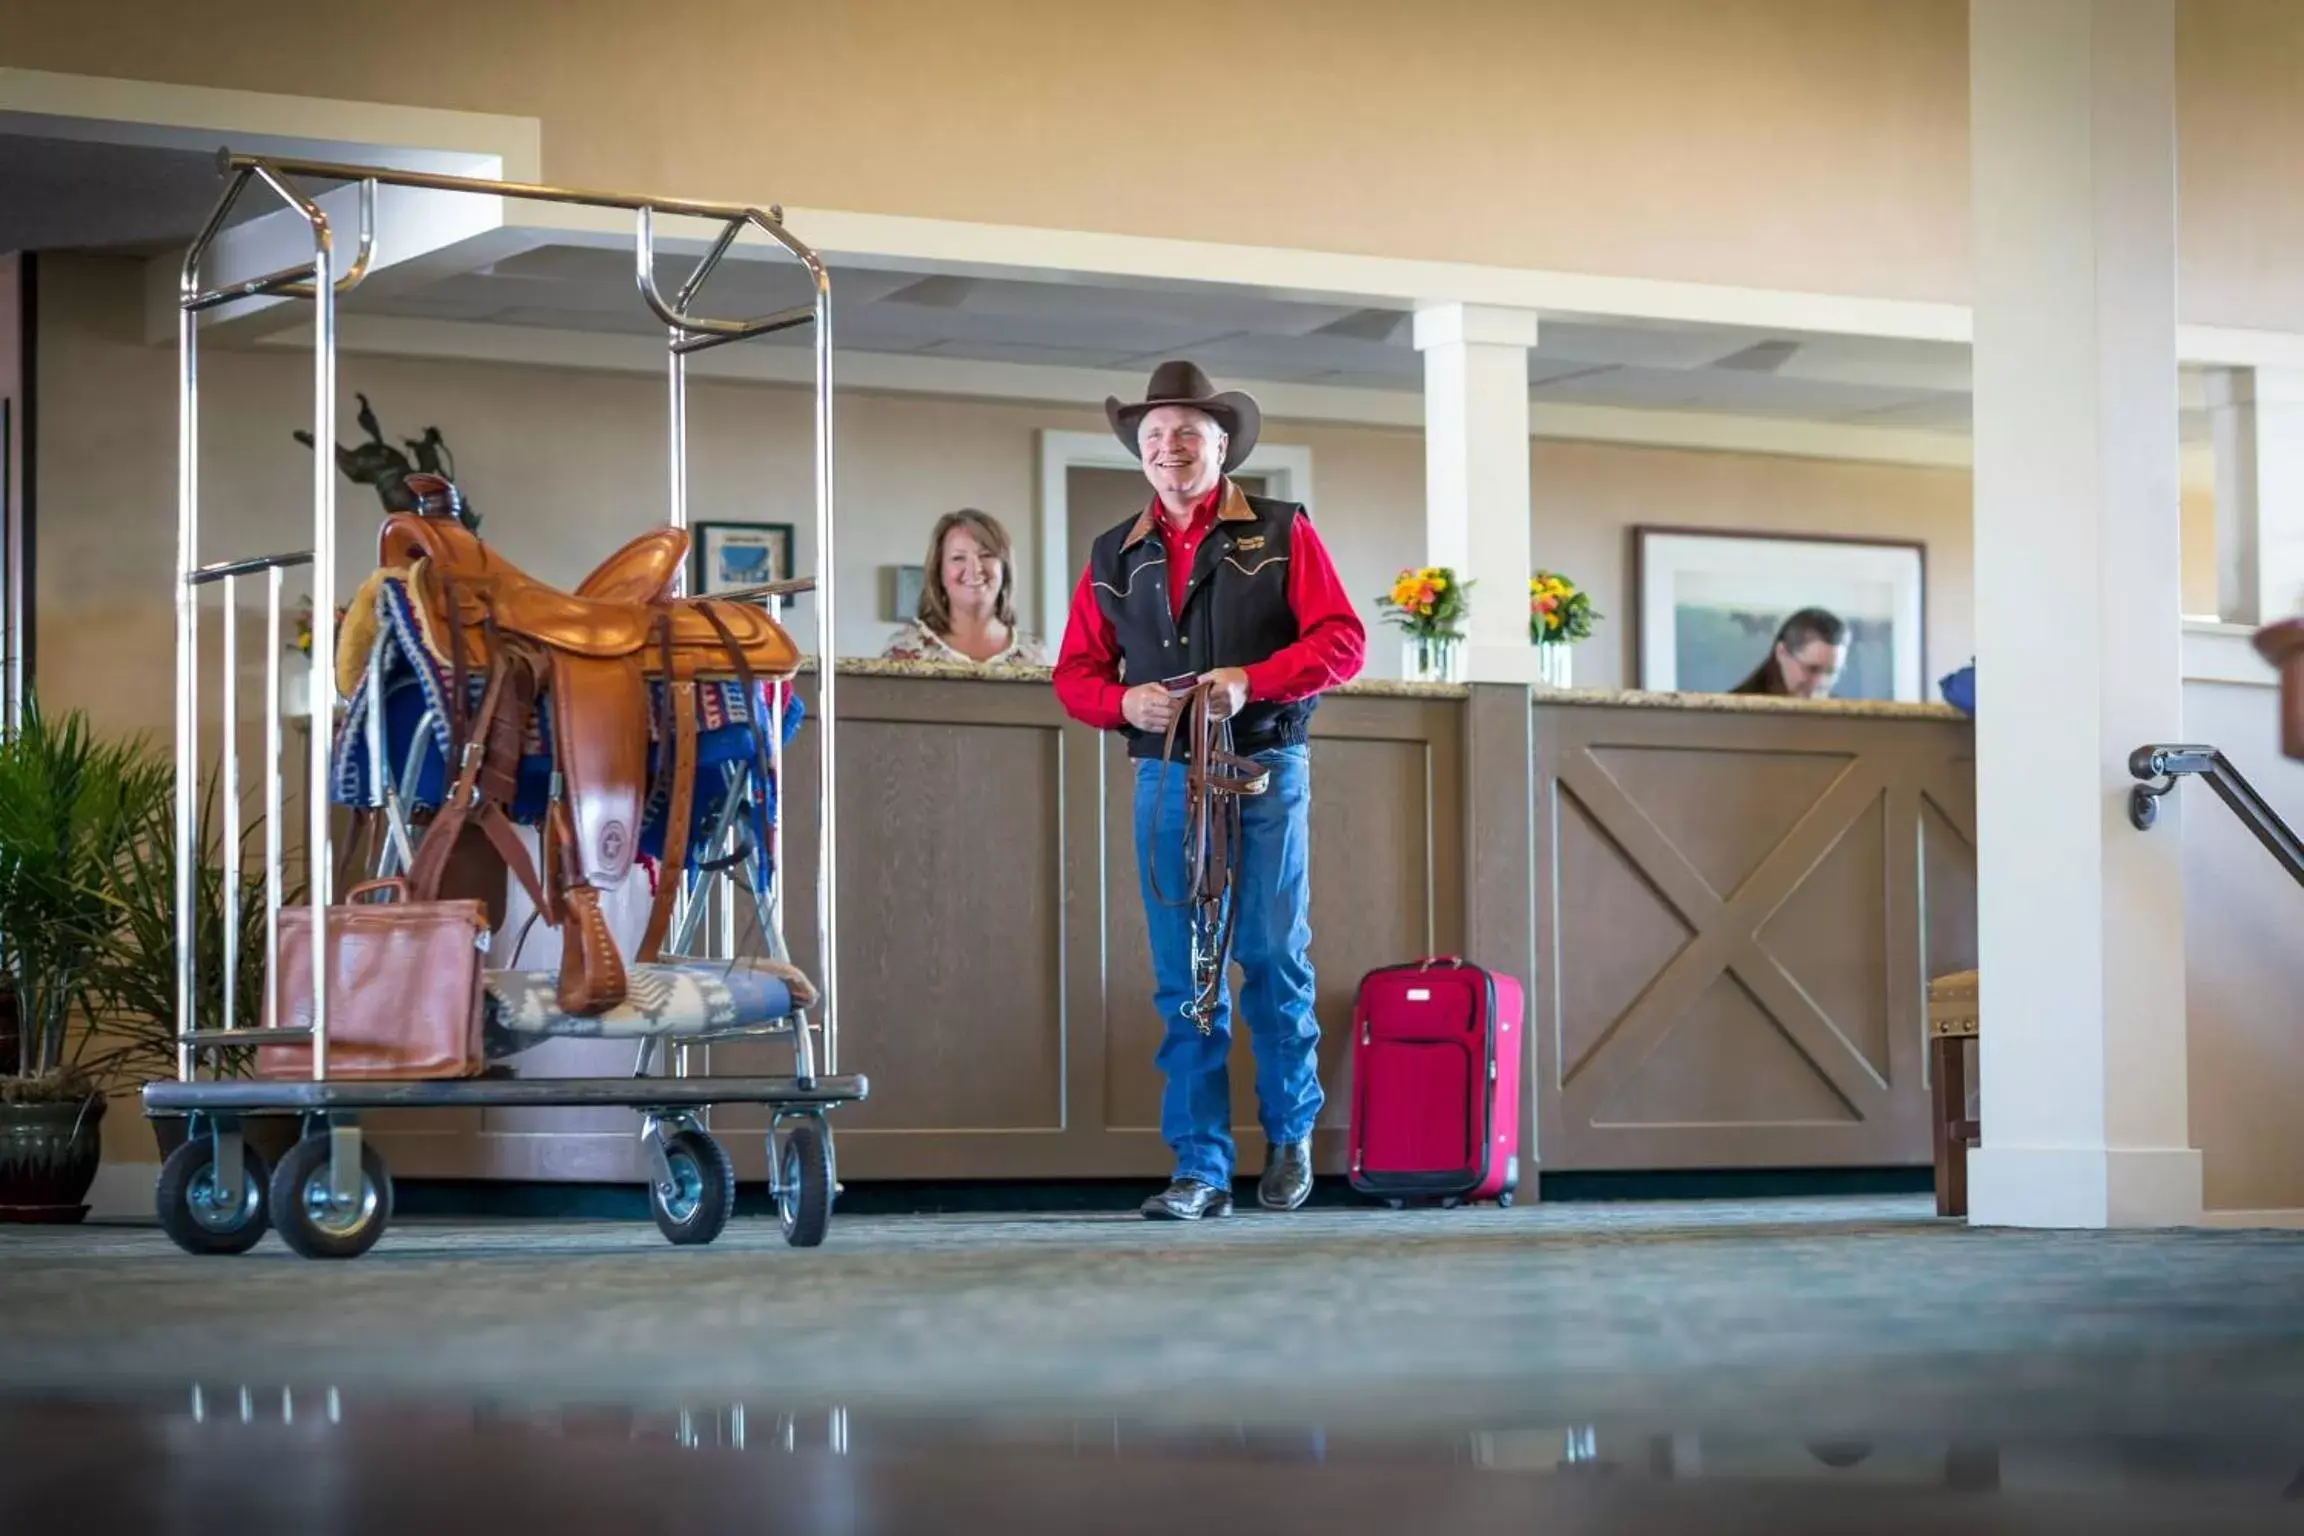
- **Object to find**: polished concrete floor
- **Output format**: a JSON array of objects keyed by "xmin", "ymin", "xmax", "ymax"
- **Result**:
[{"xmin": 4, "ymin": 1195, "xmax": 2303, "ymax": 1531}]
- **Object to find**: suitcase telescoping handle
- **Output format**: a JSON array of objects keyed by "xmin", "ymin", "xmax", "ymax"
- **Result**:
[{"xmin": 1418, "ymin": 955, "xmax": 1466, "ymax": 970}]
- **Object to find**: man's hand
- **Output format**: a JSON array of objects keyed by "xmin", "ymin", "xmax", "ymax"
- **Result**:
[
  {"xmin": 1201, "ymin": 667, "xmax": 1251, "ymax": 721},
  {"xmin": 1121, "ymin": 681, "xmax": 1181, "ymax": 733}
]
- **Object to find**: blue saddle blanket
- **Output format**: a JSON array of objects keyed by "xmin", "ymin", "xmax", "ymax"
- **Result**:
[{"xmin": 329, "ymin": 574, "xmax": 804, "ymax": 871}]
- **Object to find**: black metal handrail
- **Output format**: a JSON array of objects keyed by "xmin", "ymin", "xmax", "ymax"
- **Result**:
[{"xmin": 2128, "ymin": 744, "xmax": 2304, "ymax": 886}]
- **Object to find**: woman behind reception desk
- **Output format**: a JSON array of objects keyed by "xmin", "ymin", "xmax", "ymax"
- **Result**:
[
  {"xmin": 1730, "ymin": 607, "xmax": 1848, "ymax": 698},
  {"xmin": 883, "ymin": 508, "xmax": 1049, "ymax": 666}
]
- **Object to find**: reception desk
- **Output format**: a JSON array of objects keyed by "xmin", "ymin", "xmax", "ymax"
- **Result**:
[{"xmin": 368, "ymin": 661, "xmax": 1977, "ymax": 1185}]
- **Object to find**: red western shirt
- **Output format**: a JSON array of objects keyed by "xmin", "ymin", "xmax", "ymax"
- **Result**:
[{"xmin": 1051, "ymin": 481, "xmax": 1367, "ymax": 730}]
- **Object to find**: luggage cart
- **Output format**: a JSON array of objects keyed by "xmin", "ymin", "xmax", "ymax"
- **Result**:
[{"xmin": 143, "ymin": 150, "xmax": 866, "ymax": 1258}]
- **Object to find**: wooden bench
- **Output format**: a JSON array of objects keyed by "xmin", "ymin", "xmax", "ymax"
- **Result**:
[{"xmin": 1928, "ymin": 969, "xmax": 1981, "ymax": 1217}]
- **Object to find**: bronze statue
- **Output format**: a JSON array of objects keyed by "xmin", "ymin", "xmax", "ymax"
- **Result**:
[{"xmin": 295, "ymin": 394, "xmax": 479, "ymax": 531}]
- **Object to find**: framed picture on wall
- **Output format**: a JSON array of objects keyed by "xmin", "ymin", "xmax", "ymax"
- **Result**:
[
  {"xmin": 886, "ymin": 563, "xmax": 926, "ymax": 624},
  {"xmin": 1631, "ymin": 526, "xmax": 1927, "ymax": 701},
  {"xmin": 692, "ymin": 520, "xmax": 795, "ymax": 596}
]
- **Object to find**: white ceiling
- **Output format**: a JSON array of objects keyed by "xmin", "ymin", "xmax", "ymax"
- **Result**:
[
  {"xmin": 0, "ymin": 132, "xmax": 272, "ymax": 255},
  {"xmin": 346, "ymin": 242, "xmax": 1997, "ymax": 430},
  {"xmin": 0, "ymin": 131, "xmax": 2211, "ymax": 440}
]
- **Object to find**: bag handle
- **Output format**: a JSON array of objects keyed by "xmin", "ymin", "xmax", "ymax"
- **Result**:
[
  {"xmin": 341, "ymin": 878, "xmax": 409, "ymax": 906},
  {"xmin": 1418, "ymin": 955, "xmax": 1465, "ymax": 970}
]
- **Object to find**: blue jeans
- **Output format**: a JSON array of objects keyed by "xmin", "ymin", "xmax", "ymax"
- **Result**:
[{"xmin": 1133, "ymin": 742, "xmax": 1322, "ymax": 1188}]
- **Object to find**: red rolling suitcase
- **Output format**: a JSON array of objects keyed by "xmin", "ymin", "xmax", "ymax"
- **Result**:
[{"xmin": 1347, "ymin": 956, "xmax": 1523, "ymax": 1208}]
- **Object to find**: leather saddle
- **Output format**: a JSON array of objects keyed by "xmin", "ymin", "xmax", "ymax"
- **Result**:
[{"xmin": 380, "ymin": 475, "xmax": 801, "ymax": 1017}]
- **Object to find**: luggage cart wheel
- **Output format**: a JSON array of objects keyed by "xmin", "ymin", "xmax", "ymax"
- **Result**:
[
  {"xmin": 649, "ymin": 1127, "xmax": 735, "ymax": 1246},
  {"xmin": 155, "ymin": 1136, "xmax": 272, "ymax": 1256},
  {"xmin": 270, "ymin": 1135, "xmax": 394, "ymax": 1261},
  {"xmin": 776, "ymin": 1118, "xmax": 833, "ymax": 1248}
]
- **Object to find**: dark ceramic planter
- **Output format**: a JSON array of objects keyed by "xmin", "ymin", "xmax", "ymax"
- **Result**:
[{"xmin": 0, "ymin": 1096, "xmax": 106, "ymax": 1223}]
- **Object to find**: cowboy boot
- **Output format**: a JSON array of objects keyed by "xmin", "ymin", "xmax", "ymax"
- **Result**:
[
  {"xmin": 1140, "ymin": 1177, "xmax": 1234, "ymax": 1221},
  {"xmin": 1258, "ymin": 1138, "xmax": 1314, "ymax": 1211}
]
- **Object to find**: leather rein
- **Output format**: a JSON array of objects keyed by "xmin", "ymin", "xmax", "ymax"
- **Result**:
[{"xmin": 1148, "ymin": 679, "xmax": 1271, "ymax": 1034}]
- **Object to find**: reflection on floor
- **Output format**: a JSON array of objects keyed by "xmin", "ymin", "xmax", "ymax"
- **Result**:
[
  {"xmin": 4, "ymin": 1196, "xmax": 2303, "ymax": 1530},
  {"xmin": 7, "ymin": 1386, "xmax": 2304, "ymax": 1532}
]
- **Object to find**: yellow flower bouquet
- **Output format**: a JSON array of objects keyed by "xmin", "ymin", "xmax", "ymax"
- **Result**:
[
  {"xmin": 1376, "ymin": 566, "xmax": 1471, "ymax": 640},
  {"xmin": 292, "ymin": 599, "xmax": 349, "ymax": 658},
  {"xmin": 1528, "ymin": 570, "xmax": 1597, "ymax": 645}
]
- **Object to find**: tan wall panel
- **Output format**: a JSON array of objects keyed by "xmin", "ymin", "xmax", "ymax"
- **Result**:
[
  {"xmin": 2178, "ymin": 0, "xmax": 2304, "ymax": 332},
  {"xmin": 8, "ymin": 3, "xmax": 2304, "ymax": 322},
  {"xmin": 2177, "ymin": 679, "xmax": 2304, "ymax": 1213},
  {"xmin": 6, "ymin": 0, "xmax": 1966, "ymax": 302}
]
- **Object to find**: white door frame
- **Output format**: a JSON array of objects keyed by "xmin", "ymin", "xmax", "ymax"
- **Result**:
[{"xmin": 1036, "ymin": 430, "xmax": 1314, "ymax": 653}]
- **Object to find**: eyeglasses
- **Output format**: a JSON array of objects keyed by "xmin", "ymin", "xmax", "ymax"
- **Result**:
[{"xmin": 1783, "ymin": 646, "xmax": 1843, "ymax": 686}]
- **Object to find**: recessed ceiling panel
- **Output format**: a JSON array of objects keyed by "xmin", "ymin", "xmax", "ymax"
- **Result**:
[{"xmin": 1535, "ymin": 363, "xmax": 1955, "ymax": 422}]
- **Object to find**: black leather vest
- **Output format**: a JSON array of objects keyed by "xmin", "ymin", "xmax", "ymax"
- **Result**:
[{"xmin": 1085, "ymin": 488, "xmax": 1317, "ymax": 761}]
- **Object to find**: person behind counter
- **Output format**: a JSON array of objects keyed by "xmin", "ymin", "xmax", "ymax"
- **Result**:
[
  {"xmin": 882, "ymin": 508, "xmax": 1049, "ymax": 666},
  {"xmin": 1730, "ymin": 607, "xmax": 1848, "ymax": 698}
]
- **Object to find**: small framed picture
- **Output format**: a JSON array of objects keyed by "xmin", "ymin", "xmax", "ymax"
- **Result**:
[
  {"xmin": 889, "ymin": 563, "xmax": 926, "ymax": 623},
  {"xmin": 692, "ymin": 521, "xmax": 795, "ymax": 596}
]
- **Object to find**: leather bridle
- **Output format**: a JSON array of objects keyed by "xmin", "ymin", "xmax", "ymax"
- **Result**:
[{"xmin": 1148, "ymin": 678, "xmax": 1271, "ymax": 1035}]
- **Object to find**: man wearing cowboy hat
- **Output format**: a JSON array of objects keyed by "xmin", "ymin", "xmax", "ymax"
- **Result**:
[{"xmin": 1053, "ymin": 361, "xmax": 1367, "ymax": 1220}]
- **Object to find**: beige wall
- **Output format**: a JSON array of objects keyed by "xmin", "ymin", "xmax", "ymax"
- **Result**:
[
  {"xmin": 40, "ymin": 256, "xmax": 2005, "ymax": 731},
  {"xmin": 2179, "ymin": 677, "xmax": 2304, "ymax": 1213},
  {"xmin": 38, "ymin": 253, "xmax": 2240, "ymax": 738},
  {"xmin": 8, "ymin": 2, "xmax": 2304, "ymax": 327},
  {"xmin": 1531, "ymin": 441, "xmax": 1974, "ymax": 691}
]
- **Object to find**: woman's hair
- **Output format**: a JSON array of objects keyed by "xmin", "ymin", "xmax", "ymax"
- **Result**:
[
  {"xmin": 916, "ymin": 508, "xmax": 1018, "ymax": 634},
  {"xmin": 1734, "ymin": 607, "xmax": 1848, "ymax": 694}
]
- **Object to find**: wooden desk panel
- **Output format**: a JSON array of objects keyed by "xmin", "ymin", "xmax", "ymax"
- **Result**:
[
  {"xmin": 367, "ymin": 668, "xmax": 1973, "ymax": 1183},
  {"xmin": 1531, "ymin": 703, "xmax": 1977, "ymax": 1171}
]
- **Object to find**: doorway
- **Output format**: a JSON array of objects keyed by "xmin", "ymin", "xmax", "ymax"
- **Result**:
[{"xmin": 1037, "ymin": 431, "xmax": 1311, "ymax": 654}]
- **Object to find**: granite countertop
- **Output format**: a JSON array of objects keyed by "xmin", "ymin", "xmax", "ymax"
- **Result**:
[{"xmin": 808, "ymin": 657, "xmax": 1965, "ymax": 719}]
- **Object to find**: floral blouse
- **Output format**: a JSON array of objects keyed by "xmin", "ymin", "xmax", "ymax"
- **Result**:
[{"xmin": 880, "ymin": 619, "xmax": 1048, "ymax": 668}]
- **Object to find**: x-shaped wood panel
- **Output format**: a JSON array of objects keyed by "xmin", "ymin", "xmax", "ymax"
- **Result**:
[{"xmin": 1554, "ymin": 745, "xmax": 1895, "ymax": 1122}]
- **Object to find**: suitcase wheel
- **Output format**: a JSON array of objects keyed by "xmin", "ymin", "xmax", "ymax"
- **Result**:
[
  {"xmin": 1497, "ymin": 1190, "xmax": 1514, "ymax": 1209},
  {"xmin": 1441, "ymin": 1196, "xmax": 1461, "ymax": 1210},
  {"xmin": 1386, "ymin": 1198, "xmax": 1406, "ymax": 1211}
]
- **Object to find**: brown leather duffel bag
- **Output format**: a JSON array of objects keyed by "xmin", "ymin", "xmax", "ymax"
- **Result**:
[{"xmin": 259, "ymin": 878, "xmax": 490, "ymax": 1081}]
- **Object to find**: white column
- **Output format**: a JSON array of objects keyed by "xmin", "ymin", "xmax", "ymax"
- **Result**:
[
  {"xmin": 1967, "ymin": 0, "xmax": 2200, "ymax": 1228},
  {"xmin": 1414, "ymin": 302, "xmax": 1541, "ymax": 683},
  {"xmin": 2208, "ymin": 366, "xmax": 2304, "ymax": 626}
]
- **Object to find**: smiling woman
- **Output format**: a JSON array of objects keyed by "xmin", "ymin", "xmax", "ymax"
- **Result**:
[{"xmin": 883, "ymin": 508, "xmax": 1049, "ymax": 666}]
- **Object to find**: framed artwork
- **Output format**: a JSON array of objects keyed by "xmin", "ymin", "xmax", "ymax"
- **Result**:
[
  {"xmin": 692, "ymin": 520, "xmax": 795, "ymax": 596},
  {"xmin": 1632, "ymin": 526, "xmax": 1927, "ymax": 702},
  {"xmin": 887, "ymin": 563, "xmax": 926, "ymax": 623}
]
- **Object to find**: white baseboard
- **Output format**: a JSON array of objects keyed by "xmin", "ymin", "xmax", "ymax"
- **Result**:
[
  {"xmin": 1966, "ymin": 1146, "xmax": 2205, "ymax": 1228},
  {"xmin": 86, "ymin": 1160, "xmax": 160, "ymax": 1223}
]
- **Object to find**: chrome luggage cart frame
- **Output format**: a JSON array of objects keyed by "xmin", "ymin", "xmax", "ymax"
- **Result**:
[{"xmin": 143, "ymin": 150, "xmax": 865, "ymax": 1258}]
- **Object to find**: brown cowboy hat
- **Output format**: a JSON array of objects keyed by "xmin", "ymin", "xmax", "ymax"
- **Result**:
[{"xmin": 1105, "ymin": 360, "xmax": 1261, "ymax": 474}]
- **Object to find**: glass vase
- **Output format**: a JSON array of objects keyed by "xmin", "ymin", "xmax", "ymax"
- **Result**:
[
  {"xmin": 1404, "ymin": 632, "xmax": 1463, "ymax": 684},
  {"xmin": 1536, "ymin": 640, "xmax": 1574, "ymax": 690}
]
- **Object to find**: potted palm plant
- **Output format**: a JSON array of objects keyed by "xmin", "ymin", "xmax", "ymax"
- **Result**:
[
  {"xmin": 84, "ymin": 772, "xmax": 302, "ymax": 1164},
  {"xmin": 0, "ymin": 700, "xmax": 169, "ymax": 1221}
]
